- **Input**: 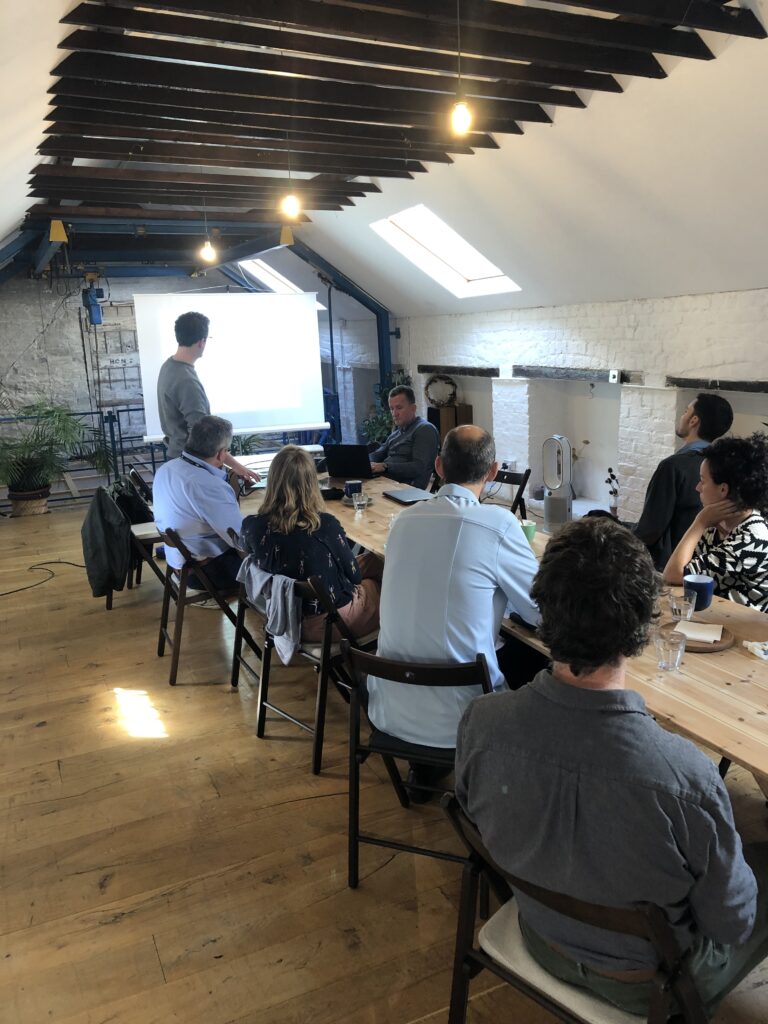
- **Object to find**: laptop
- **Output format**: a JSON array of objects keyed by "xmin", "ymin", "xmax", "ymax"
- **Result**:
[
  {"xmin": 383, "ymin": 486, "xmax": 435, "ymax": 506},
  {"xmin": 322, "ymin": 444, "xmax": 374, "ymax": 479}
]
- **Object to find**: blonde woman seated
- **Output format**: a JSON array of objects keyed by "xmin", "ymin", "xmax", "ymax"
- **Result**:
[
  {"xmin": 241, "ymin": 446, "xmax": 382, "ymax": 641},
  {"xmin": 663, "ymin": 433, "xmax": 768, "ymax": 612}
]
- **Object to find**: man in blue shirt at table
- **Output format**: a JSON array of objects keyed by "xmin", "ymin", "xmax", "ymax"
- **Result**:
[
  {"xmin": 369, "ymin": 385, "xmax": 439, "ymax": 489},
  {"xmin": 456, "ymin": 518, "xmax": 767, "ymax": 1018},
  {"xmin": 366, "ymin": 424, "xmax": 541, "ymax": 800},
  {"xmin": 153, "ymin": 415, "xmax": 244, "ymax": 591}
]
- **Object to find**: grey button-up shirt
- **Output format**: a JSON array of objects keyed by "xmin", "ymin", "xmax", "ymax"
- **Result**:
[
  {"xmin": 456, "ymin": 670, "xmax": 757, "ymax": 971},
  {"xmin": 370, "ymin": 415, "xmax": 439, "ymax": 489}
]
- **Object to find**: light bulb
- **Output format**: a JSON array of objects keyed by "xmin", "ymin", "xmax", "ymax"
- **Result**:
[
  {"xmin": 450, "ymin": 99, "xmax": 472, "ymax": 136},
  {"xmin": 199, "ymin": 238, "xmax": 217, "ymax": 262},
  {"xmin": 280, "ymin": 193, "xmax": 302, "ymax": 219}
]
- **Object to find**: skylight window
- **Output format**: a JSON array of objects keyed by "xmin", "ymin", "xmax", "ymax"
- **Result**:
[
  {"xmin": 370, "ymin": 204, "xmax": 520, "ymax": 299},
  {"xmin": 238, "ymin": 258, "xmax": 326, "ymax": 310}
]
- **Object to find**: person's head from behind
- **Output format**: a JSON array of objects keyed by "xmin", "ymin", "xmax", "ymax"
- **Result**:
[
  {"xmin": 260, "ymin": 445, "xmax": 324, "ymax": 534},
  {"xmin": 174, "ymin": 311, "xmax": 210, "ymax": 354},
  {"xmin": 698, "ymin": 433, "xmax": 768, "ymax": 515},
  {"xmin": 186, "ymin": 415, "xmax": 232, "ymax": 465},
  {"xmin": 388, "ymin": 385, "xmax": 417, "ymax": 430},
  {"xmin": 676, "ymin": 392, "xmax": 733, "ymax": 442},
  {"xmin": 437, "ymin": 425, "xmax": 497, "ymax": 488},
  {"xmin": 531, "ymin": 518, "xmax": 660, "ymax": 678}
]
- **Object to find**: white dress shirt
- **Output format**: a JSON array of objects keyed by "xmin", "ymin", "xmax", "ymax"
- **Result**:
[
  {"xmin": 152, "ymin": 451, "xmax": 243, "ymax": 570},
  {"xmin": 367, "ymin": 483, "xmax": 541, "ymax": 747}
]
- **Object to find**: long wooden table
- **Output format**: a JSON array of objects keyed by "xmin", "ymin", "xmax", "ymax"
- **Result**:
[{"xmin": 244, "ymin": 479, "xmax": 768, "ymax": 778}]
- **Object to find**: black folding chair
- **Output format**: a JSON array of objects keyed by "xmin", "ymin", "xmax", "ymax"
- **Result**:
[
  {"xmin": 157, "ymin": 528, "xmax": 259, "ymax": 687},
  {"xmin": 128, "ymin": 466, "xmax": 153, "ymax": 504},
  {"xmin": 230, "ymin": 557, "xmax": 378, "ymax": 775},
  {"xmin": 494, "ymin": 467, "xmax": 531, "ymax": 519},
  {"xmin": 442, "ymin": 795, "xmax": 709, "ymax": 1024},
  {"xmin": 343, "ymin": 646, "xmax": 492, "ymax": 888}
]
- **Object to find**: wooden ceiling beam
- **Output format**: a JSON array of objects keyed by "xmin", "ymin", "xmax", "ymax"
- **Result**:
[
  {"xmin": 56, "ymin": 29, "xmax": 585, "ymax": 108},
  {"xmin": 528, "ymin": 1, "xmax": 766, "ymax": 39},
  {"xmin": 26, "ymin": 203, "xmax": 303, "ymax": 223},
  {"xmin": 28, "ymin": 188, "xmax": 347, "ymax": 212},
  {"xmin": 46, "ymin": 104, "xmax": 497, "ymax": 152},
  {"xmin": 68, "ymin": 2, "xmax": 664, "ymax": 76},
  {"xmin": 38, "ymin": 139, "xmax": 426, "ymax": 177},
  {"xmin": 30, "ymin": 178, "xmax": 366, "ymax": 201},
  {"xmin": 61, "ymin": 3, "xmax": 622, "ymax": 93},
  {"xmin": 49, "ymin": 79, "xmax": 525, "ymax": 136},
  {"xmin": 30, "ymin": 163, "xmax": 383, "ymax": 192},
  {"xmin": 43, "ymin": 122, "xmax": 472, "ymax": 162},
  {"xmin": 52, "ymin": 50, "xmax": 552, "ymax": 123}
]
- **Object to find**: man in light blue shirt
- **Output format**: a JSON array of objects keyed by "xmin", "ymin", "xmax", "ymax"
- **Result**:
[
  {"xmin": 367, "ymin": 425, "xmax": 541, "ymax": 795},
  {"xmin": 153, "ymin": 415, "xmax": 243, "ymax": 590}
]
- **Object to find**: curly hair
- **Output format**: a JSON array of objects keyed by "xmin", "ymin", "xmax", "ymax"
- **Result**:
[
  {"xmin": 531, "ymin": 518, "xmax": 661, "ymax": 676},
  {"xmin": 258, "ymin": 445, "xmax": 325, "ymax": 534},
  {"xmin": 703, "ymin": 432, "xmax": 768, "ymax": 514}
]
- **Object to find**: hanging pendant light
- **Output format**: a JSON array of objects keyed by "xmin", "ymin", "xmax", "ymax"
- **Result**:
[
  {"xmin": 450, "ymin": 0, "xmax": 473, "ymax": 136},
  {"xmin": 198, "ymin": 177, "xmax": 218, "ymax": 262},
  {"xmin": 279, "ymin": 130, "xmax": 302, "ymax": 222}
]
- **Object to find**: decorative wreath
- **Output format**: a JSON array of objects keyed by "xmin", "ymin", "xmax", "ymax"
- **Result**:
[{"xmin": 424, "ymin": 373, "xmax": 458, "ymax": 408}]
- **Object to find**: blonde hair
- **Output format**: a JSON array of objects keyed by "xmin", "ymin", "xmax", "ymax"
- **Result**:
[{"xmin": 260, "ymin": 445, "xmax": 324, "ymax": 534}]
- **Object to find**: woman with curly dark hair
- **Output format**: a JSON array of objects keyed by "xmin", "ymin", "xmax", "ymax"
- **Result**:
[{"xmin": 664, "ymin": 432, "xmax": 768, "ymax": 611}]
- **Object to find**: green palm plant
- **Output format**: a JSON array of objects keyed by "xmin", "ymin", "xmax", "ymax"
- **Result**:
[{"xmin": 0, "ymin": 400, "xmax": 111, "ymax": 496}]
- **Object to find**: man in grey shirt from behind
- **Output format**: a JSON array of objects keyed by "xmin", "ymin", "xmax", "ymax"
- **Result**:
[
  {"xmin": 157, "ymin": 311, "xmax": 258, "ymax": 481},
  {"xmin": 456, "ymin": 518, "xmax": 768, "ymax": 1016}
]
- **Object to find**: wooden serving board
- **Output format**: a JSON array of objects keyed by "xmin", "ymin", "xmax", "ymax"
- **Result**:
[{"xmin": 660, "ymin": 621, "xmax": 735, "ymax": 654}]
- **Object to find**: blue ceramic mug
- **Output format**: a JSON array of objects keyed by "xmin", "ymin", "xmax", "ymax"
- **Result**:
[
  {"xmin": 683, "ymin": 573, "xmax": 715, "ymax": 611},
  {"xmin": 344, "ymin": 479, "xmax": 363, "ymax": 498}
]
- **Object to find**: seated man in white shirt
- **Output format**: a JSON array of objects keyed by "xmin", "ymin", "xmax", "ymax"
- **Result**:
[
  {"xmin": 152, "ymin": 415, "xmax": 244, "ymax": 592},
  {"xmin": 366, "ymin": 425, "xmax": 541, "ymax": 800}
]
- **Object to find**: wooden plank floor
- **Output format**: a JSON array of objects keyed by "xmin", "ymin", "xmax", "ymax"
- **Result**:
[{"xmin": 1, "ymin": 508, "xmax": 767, "ymax": 1023}]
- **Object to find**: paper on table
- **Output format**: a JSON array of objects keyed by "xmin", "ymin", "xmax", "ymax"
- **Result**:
[{"xmin": 674, "ymin": 621, "xmax": 723, "ymax": 644}]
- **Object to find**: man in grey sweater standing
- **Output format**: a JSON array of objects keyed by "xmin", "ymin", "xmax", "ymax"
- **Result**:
[{"xmin": 157, "ymin": 311, "xmax": 258, "ymax": 481}]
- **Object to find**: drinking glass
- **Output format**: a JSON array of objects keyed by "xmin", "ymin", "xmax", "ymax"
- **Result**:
[
  {"xmin": 669, "ymin": 592, "xmax": 695, "ymax": 622},
  {"xmin": 352, "ymin": 491, "xmax": 367, "ymax": 513},
  {"xmin": 657, "ymin": 632, "xmax": 685, "ymax": 671}
]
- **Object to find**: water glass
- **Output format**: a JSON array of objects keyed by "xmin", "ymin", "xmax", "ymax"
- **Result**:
[
  {"xmin": 669, "ymin": 592, "xmax": 695, "ymax": 622},
  {"xmin": 351, "ymin": 491, "xmax": 367, "ymax": 513},
  {"xmin": 657, "ymin": 631, "xmax": 685, "ymax": 671}
]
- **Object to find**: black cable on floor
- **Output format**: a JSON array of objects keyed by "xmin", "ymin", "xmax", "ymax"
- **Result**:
[{"xmin": 0, "ymin": 560, "xmax": 86, "ymax": 598}]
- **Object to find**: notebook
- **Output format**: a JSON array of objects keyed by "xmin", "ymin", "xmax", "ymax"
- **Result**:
[{"xmin": 383, "ymin": 487, "xmax": 435, "ymax": 506}]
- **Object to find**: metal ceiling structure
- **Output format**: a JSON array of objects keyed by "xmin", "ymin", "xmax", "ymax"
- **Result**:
[{"xmin": 1, "ymin": 0, "xmax": 765, "ymax": 280}]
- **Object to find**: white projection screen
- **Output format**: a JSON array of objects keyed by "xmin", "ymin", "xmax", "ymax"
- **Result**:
[{"xmin": 135, "ymin": 292, "xmax": 327, "ymax": 440}]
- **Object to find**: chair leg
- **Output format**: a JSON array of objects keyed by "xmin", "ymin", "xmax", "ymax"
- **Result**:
[
  {"xmin": 230, "ymin": 595, "xmax": 246, "ymax": 688},
  {"xmin": 479, "ymin": 873, "xmax": 490, "ymax": 921},
  {"xmin": 256, "ymin": 635, "xmax": 274, "ymax": 738},
  {"xmin": 167, "ymin": 571, "xmax": 188, "ymax": 687},
  {"xmin": 381, "ymin": 755, "xmax": 411, "ymax": 809},
  {"xmin": 134, "ymin": 550, "xmax": 143, "ymax": 585},
  {"xmin": 312, "ymin": 662, "xmax": 331, "ymax": 775},
  {"xmin": 158, "ymin": 569, "xmax": 173, "ymax": 656},
  {"xmin": 348, "ymin": 697, "xmax": 362, "ymax": 889},
  {"xmin": 105, "ymin": 588, "xmax": 113, "ymax": 611},
  {"xmin": 448, "ymin": 861, "xmax": 481, "ymax": 1024}
]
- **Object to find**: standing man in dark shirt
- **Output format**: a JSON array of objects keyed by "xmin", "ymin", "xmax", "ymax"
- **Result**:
[
  {"xmin": 369, "ymin": 385, "xmax": 439, "ymax": 489},
  {"xmin": 157, "ymin": 311, "xmax": 258, "ymax": 481},
  {"xmin": 456, "ymin": 518, "xmax": 767, "ymax": 1018},
  {"xmin": 634, "ymin": 392, "xmax": 732, "ymax": 568}
]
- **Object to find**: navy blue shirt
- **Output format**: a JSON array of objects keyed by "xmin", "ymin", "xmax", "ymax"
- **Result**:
[{"xmin": 241, "ymin": 512, "xmax": 361, "ymax": 614}]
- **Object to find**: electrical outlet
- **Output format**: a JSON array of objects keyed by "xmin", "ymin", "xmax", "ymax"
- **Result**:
[{"xmin": 608, "ymin": 369, "xmax": 620, "ymax": 384}]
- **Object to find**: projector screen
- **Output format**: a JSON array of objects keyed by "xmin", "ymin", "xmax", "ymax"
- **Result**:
[{"xmin": 135, "ymin": 292, "xmax": 326, "ymax": 440}]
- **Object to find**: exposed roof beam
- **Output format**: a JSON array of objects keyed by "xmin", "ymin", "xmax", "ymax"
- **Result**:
[
  {"xmin": 26, "ymin": 204, "xmax": 303, "ymax": 224},
  {"xmin": 28, "ymin": 190, "xmax": 348, "ymax": 212},
  {"xmin": 61, "ymin": 3, "xmax": 622, "ymax": 92},
  {"xmin": 533, "ymin": 1, "xmax": 766, "ymax": 38}
]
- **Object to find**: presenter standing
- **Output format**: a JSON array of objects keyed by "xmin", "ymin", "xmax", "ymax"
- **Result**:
[{"xmin": 157, "ymin": 311, "xmax": 259, "ymax": 481}]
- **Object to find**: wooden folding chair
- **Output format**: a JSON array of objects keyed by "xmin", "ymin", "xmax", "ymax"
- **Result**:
[
  {"xmin": 442, "ymin": 795, "xmax": 709, "ymax": 1024},
  {"xmin": 343, "ymin": 646, "xmax": 492, "ymax": 888},
  {"xmin": 157, "ymin": 528, "xmax": 259, "ymax": 686},
  {"xmin": 494, "ymin": 467, "xmax": 531, "ymax": 519}
]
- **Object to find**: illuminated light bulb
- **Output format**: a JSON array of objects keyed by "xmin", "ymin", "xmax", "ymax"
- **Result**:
[
  {"xmin": 280, "ymin": 192, "xmax": 302, "ymax": 219},
  {"xmin": 450, "ymin": 99, "xmax": 473, "ymax": 136},
  {"xmin": 199, "ymin": 238, "xmax": 217, "ymax": 262}
]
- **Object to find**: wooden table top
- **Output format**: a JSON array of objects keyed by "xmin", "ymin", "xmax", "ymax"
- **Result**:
[{"xmin": 243, "ymin": 482, "xmax": 768, "ymax": 776}]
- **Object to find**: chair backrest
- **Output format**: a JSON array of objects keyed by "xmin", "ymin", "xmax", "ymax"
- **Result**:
[
  {"xmin": 345, "ymin": 647, "xmax": 493, "ymax": 694},
  {"xmin": 442, "ymin": 795, "xmax": 709, "ymax": 1024},
  {"xmin": 128, "ymin": 467, "xmax": 153, "ymax": 505},
  {"xmin": 227, "ymin": 526, "xmax": 244, "ymax": 555},
  {"xmin": 494, "ymin": 467, "xmax": 531, "ymax": 518}
]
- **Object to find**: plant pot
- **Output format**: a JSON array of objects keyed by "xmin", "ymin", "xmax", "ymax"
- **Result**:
[{"xmin": 8, "ymin": 485, "xmax": 51, "ymax": 517}]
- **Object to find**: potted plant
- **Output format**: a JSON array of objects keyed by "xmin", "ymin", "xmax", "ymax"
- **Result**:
[
  {"xmin": 0, "ymin": 400, "xmax": 110, "ymax": 516},
  {"xmin": 605, "ymin": 467, "xmax": 620, "ymax": 518}
]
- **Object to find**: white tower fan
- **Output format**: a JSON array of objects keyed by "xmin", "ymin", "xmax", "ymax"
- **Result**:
[{"xmin": 543, "ymin": 435, "xmax": 573, "ymax": 534}]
